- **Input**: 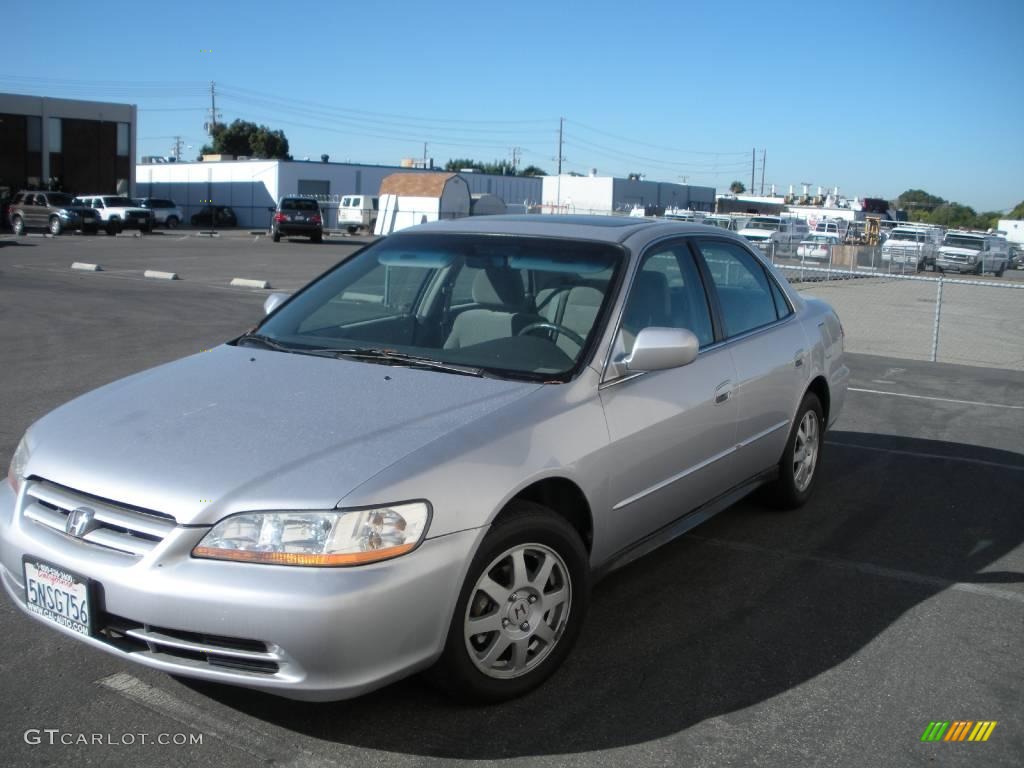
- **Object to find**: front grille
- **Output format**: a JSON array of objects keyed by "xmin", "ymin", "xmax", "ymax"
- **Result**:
[
  {"xmin": 23, "ymin": 480, "xmax": 176, "ymax": 557},
  {"xmin": 99, "ymin": 613, "xmax": 281, "ymax": 675}
]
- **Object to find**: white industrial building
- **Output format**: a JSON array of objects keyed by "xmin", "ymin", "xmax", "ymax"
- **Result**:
[
  {"xmin": 136, "ymin": 159, "xmax": 542, "ymax": 229},
  {"xmin": 541, "ymin": 174, "xmax": 715, "ymax": 215}
]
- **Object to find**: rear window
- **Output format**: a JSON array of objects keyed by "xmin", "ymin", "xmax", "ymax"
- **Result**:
[{"xmin": 281, "ymin": 198, "xmax": 319, "ymax": 211}]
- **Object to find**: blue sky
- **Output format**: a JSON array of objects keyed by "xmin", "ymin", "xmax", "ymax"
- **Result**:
[{"xmin": 5, "ymin": 0, "xmax": 1022, "ymax": 211}]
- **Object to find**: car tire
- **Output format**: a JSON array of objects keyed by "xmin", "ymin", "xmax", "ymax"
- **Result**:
[
  {"xmin": 427, "ymin": 501, "xmax": 590, "ymax": 703},
  {"xmin": 272, "ymin": 231, "xmax": 281, "ymax": 243},
  {"xmin": 346, "ymin": 225, "xmax": 358, "ymax": 235},
  {"xmin": 106, "ymin": 221, "xmax": 120, "ymax": 236},
  {"xmin": 166, "ymin": 216, "xmax": 179, "ymax": 229},
  {"xmin": 83, "ymin": 225, "xmax": 98, "ymax": 235},
  {"xmin": 995, "ymin": 264, "xmax": 1005, "ymax": 278},
  {"xmin": 311, "ymin": 233, "xmax": 322, "ymax": 243},
  {"xmin": 12, "ymin": 216, "xmax": 25, "ymax": 236},
  {"xmin": 49, "ymin": 216, "xmax": 63, "ymax": 236},
  {"xmin": 760, "ymin": 391, "xmax": 824, "ymax": 510}
]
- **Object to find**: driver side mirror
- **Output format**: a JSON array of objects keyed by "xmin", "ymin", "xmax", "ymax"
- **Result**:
[
  {"xmin": 623, "ymin": 327, "xmax": 699, "ymax": 372},
  {"xmin": 263, "ymin": 292, "xmax": 290, "ymax": 315}
]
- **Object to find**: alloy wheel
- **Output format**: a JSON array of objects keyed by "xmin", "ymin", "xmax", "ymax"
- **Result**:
[
  {"xmin": 793, "ymin": 411, "xmax": 819, "ymax": 492},
  {"xmin": 464, "ymin": 543, "xmax": 572, "ymax": 680}
]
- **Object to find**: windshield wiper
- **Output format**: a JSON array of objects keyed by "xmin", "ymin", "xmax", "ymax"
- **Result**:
[
  {"xmin": 312, "ymin": 347, "xmax": 486, "ymax": 377},
  {"xmin": 236, "ymin": 332, "xmax": 297, "ymax": 353}
]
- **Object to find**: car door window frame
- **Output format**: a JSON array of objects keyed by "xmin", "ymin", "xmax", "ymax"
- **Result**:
[
  {"xmin": 689, "ymin": 236, "xmax": 796, "ymax": 349},
  {"xmin": 600, "ymin": 235, "xmax": 717, "ymax": 386}
]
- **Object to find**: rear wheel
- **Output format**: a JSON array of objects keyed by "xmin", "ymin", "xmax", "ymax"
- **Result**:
[
  {"xmin": 49, "ymin": 216, "xmax": 63, "ymax": 236},
  {"xmin": 311, "ymin": 232, "xmax": 322, "ymax": 243},
  {"xmin": 995, "ymin": 263, "xmax": 1005, "ymax": 278},
  {"xmin": 272, "ymin": 230, "xmax": 281, "ymax": 243},
  {"xmin": 346, "ymin": 225, "xmax": 357, "ymax": 235},
  {"xmin": 165, "ymin": 216, "xmax": 179, "ymax": 229},
  {"xmin": 106, "ymin": 220, "xmax": 121, "ymax": 236},
  {"xmin": 12, "ymin": 216, "xmax": 25, "ymax": 236},
  {"xmin": 760, "ymin": 392, "xmax": 824, "ymax": 510},
  {"xmin": 429, "ymin": 502, "xmax": 589, "ymax": 703}
]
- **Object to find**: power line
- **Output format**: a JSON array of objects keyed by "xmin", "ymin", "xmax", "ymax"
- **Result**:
[{"xmin": 568, "ymin": 119, "xmax": 750, "ymax": 157}]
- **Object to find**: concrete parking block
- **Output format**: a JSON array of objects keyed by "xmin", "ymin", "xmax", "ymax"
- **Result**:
[
  {"xmin": 71, "ymin": 262, "xmax": 102, "ymax": 272},
  {"xmin": 230, "ymin": 277, "xmax": 271, "ymax": 289},
  {"xmin": 143, "ymin": 270, "xmax": 179, "ymax": 280}
]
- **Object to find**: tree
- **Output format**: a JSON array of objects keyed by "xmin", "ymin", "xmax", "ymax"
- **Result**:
[
  {"xmin": 444, "ymin": 158, "xmax": 545, "ymax": 176},
  {"xmin": 729, "ymin": 181, "xmax": 746, "ymax": 194},
  {"xmin": 895, "ymin": 189, "xmax": 945, "ymax": 212},
  {"xmin": 200, "ymin": 119, "xmax": 291, "ymax": 160},
  {"xmin": 895, "ymin": 189, "xmax": 1001, "ymax": 230},
  {"xmin": 1007, "ymin": 200, "xmax": 1024, "ymax": 220}
]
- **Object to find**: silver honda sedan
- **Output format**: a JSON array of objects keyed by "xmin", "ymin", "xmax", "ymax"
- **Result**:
[{"xmin": 1, "ymin": 215, "xmax": 848, "ymax": 702}]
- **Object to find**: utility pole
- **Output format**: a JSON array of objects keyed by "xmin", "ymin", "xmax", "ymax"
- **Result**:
[
  {"xmin": 751, "ymin": 147, "xmax": 755, "ymax": 195},
  {"xmin": 510, "ymin": 146, "xmax": 521, "ymax": 173},
  {"xmin": 422, "ymin": 142, "xmax": 428, "ymax": 168},
  {"xmin": 171, "ymin": 136, "xmax": 184, "ymax": 162},
  {"xmin": 760, "ymin": 149, "xmax": 766, "ymax": 195},
  {"xmin": 557, "ymin": 118, "xmax": 565, "ymax": 176},
  {"xmin": 207, "ymin": 81, "xmax": 220, "ymax": 137}
]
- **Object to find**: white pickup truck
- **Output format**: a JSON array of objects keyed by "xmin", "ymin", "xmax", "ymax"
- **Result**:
[{"xmin": 74, "ymin": 195, "xmax": 153, "ymax": 235}]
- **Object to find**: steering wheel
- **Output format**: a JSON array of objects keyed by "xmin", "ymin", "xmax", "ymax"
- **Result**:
[{"xmin": 516, "ymin": 321, "xmax": 586, "ymax": 350}]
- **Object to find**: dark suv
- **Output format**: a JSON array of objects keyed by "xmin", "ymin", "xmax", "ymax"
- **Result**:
[
  {"xmin": 191, "ymin": 205, "xmax": 238, "ymax": 228},
  {"xmin": 272, "ymin": 197, "xmax": 323, "ymax": 243},
  {"xmin": 7, "ymin": 191, "xmax": 100, "ymax": 235}
]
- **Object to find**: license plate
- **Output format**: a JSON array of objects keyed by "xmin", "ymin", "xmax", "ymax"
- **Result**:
[
  {"xmin": 23, "ymin": 558, "xmax": 93, "ymax": 637},
  {"xmin": 295, "ymin": 215, "xmax": 305, "ymax": 222}
]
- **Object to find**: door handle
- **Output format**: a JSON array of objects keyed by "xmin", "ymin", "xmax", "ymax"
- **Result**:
[
  {"xmin": 794, "ymin": 348, "xmax": 805, "ymax": 368},
  {"xmin": 714, "ymin": 380, "xmax": 732, "ymax": 404}
]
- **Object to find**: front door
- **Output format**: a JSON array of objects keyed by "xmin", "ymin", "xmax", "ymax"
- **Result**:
[{"xmin": 600, "ymin": 239, "xmax": 738, "ymax": 547}]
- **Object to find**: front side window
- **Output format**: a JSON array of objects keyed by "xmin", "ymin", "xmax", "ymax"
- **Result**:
[
  {"xmin": 255, "ymin": 234, "xmax": 625, "ymax": 380},
  {"xmin": 618, "ymin": 242, "xmax": 713, "ymax": 355},
  {"xmin": 696, "ymin": 240, "xmax": 783, "ymax": 338}
]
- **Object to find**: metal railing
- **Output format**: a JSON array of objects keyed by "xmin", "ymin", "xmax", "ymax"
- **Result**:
[{"xmin": 759, "ymin": 243, "xmax": 1024, "ymax": 370}]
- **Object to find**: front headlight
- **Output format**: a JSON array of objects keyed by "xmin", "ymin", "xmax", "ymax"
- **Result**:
[
  {"xmin": 193, "ymin": 502, "xmax": 431, "ymax": 566},
  {"xmin": 58, "ymin": 210, "xmax": 73, "ymax": 219},
  {"xmin": 7, "ymin": 433, "xmax": 30, "ymax": 493}
]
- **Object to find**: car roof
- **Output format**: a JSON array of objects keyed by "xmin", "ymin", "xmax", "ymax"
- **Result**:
[{"xmin": 397, "ymin": 214, "xmax": 744, "ymax": 246}]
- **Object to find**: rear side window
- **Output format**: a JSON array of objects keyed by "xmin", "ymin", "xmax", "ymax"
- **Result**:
[{"xmin": 695, "ymin": 240, "xmax": 781, "ymax": 338}]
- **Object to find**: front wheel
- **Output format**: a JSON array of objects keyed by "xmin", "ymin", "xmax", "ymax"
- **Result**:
[
  {"xmin": 12, "ymin": 216, "xmax": 25, "ymax": 236},
  {"xmin": 429, "ymin": 502, "xmax": 589, "ymax": 703},
  {"xmin": 760, "ymin": 392, "xmax": 824, "ymax": 510},
  {"xmin": 49, "ymin": 216, "xmax": 63, "ymax": 235},
  {"xmin": 165, "ymin": 216, "xmax": 179, "ymax": 229}
]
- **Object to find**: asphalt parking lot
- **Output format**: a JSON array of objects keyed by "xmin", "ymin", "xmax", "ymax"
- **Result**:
[{"xmin": 1, "ymin": 234, "xmax": 1022, "ymax": 767}]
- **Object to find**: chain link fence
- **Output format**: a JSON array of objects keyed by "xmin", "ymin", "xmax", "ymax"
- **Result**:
[{"xmin": 760, "ymin": 243, "xmax": 1024, "ymax": 370}]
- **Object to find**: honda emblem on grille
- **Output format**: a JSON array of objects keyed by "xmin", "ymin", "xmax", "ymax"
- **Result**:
[{"xmin": 65, "ymin": 507, "xmax": 97, "ymax": 538}]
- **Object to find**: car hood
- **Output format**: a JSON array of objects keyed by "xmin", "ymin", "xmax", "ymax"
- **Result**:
[
  {"xmin": 739, "ymin": 230, "xmax": 774, "ymax": 239},
  {"xmin": 938, "ymin": 247, "xmax": 980, "ymax": 256},
  {"xmin": 26, "ymin": 345, "xmax": 541, "ymax": 525}
]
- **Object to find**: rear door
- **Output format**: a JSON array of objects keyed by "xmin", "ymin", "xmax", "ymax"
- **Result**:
[{"xmin": 693, "ymin": 238, "xmax": 808, "ymax": 481}]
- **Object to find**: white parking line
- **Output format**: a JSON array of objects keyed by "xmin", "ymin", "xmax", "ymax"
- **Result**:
[
  {"xmin": 98, "ymin": 673, "xmax": 338, "ymax": 766},
  {"xmin": 848, "ymin": 387, "xmax": 1024, "ymax": 410},
  {"xmin": 825, "ymin": 440, "xmax": 1024, "ymax": 472},
  {"xmin": 685, "ymin": 536, "xmax": 1024, "ymax": 605}
]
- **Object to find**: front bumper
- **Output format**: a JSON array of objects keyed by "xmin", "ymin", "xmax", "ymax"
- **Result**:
[{"xmin": 0, "ymin": 480, "xmax": 482, "ymax": 701}]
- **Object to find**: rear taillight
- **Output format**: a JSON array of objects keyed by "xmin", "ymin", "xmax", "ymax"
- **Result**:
[
  {"xmin": 273, "ymin": 213, "xmax": 286, "ymax": 222},
  {"xmin": 311, "ymin": 214, "xmax": 322, "ymax": 224}
]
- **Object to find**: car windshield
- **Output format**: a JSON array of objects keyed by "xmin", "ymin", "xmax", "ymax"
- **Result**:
[
  {"xmin": 254, "ymin": 234, "xmax": 624, "ymax": 380},
  {"xmin": 48, "ymin": 193, "xmax": 76, "ymax": 206},
  {"xmin": 890, "ymin": 231, "xmax": 923, "ymax": 242},
  {"xmin": 105, "ymin": 197, "xmax": 134, "ymax": 207},
  {"xmin": 746, "ymin": 218, "xmax": 779, "ymax": 231},
  {"xmin": 943, "ymin": 235, "xmax": 983, "ymax": 250}
]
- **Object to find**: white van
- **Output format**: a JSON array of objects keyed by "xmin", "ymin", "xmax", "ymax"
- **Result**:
[
  {"xmin": 737, "ymin": 215, "xmax": 808, "ymax": 250},
  {"xmin": 935, "ymin": 231, "xmax": 1011, "ymax": 276},
  {"xmin": 338, "ymin": 195, "xmax": 379, "ymax": 234},
  {"xmin": 881, "ymin": 225, "xmax": 943, "ymax": 271}
]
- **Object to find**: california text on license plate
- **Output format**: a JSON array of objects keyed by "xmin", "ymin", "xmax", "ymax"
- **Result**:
[{"xmin": 23, "ymin": 558, "xmax": 92, "ymax": 636}]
